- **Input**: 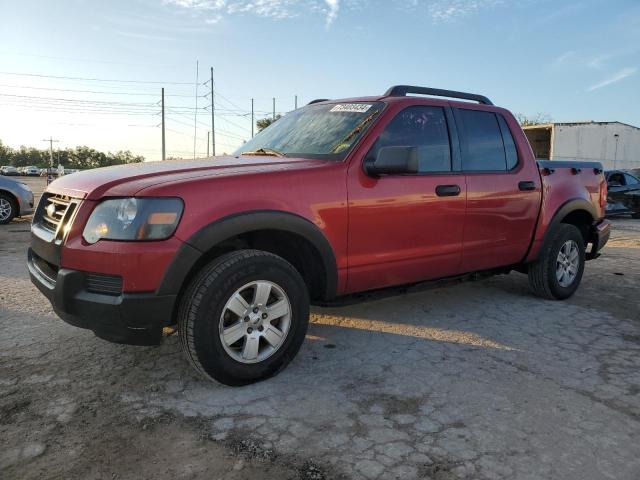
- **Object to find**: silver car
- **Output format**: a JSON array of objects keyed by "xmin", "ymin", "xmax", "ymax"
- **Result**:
[{"xmin": 0, "ymin": 176, "xmax": 35, "ymax": 224}]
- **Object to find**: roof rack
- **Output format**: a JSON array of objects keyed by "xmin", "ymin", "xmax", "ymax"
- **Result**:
[
  {"xmin": 308, "ymin": 98, "xmax": 329, "ymax": 105},
  {"xmin": 384, "ymin": 85, "xmax": 493, "ymax": 106}
]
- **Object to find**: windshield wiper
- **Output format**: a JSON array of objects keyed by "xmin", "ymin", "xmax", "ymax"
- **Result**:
[
  {"xmin": 330, "ymin": 112, "xmax": 379, "ymax": 154},
  {"xmin": 241, "ymin": 148, "xmax": 287, "ymax": 157}
]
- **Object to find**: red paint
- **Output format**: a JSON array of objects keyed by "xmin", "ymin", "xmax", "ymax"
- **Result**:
[{"xmin": 45, "ymin": 95, "xmax": 606, "ymax": 295}]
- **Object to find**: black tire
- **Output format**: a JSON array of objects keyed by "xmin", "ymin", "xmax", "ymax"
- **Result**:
[
  {"xmin": 528, "ymin": 224, "xmax": 586, "ymax": 300},
  {"xmin": 0, "ymin": 193, "xmax": 17, "ymax": 225},
  {"xmin": 178, "ymin": 249, "xmax": 310, "ymax": 386},
  {"xmin": 632, "ymin": 211, "xmax": 640, "ymax": 219}
]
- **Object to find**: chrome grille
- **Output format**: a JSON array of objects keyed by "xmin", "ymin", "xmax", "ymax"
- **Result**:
[{"xmin": 35, "ymin": 194, "xmax": 78, "ymax": 239}]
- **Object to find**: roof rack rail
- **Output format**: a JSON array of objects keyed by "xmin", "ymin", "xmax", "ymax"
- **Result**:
[
  {"xmin": 384, "ymin": 85, "xmax": 493, "ymax": 106},
  {"xmin": 308, "ymin": 98, "xmax": 329, "ymax": 105}
]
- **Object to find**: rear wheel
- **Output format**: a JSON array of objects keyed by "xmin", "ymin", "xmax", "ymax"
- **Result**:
[
  {"xmin": 178, "ymin": 249, "xmax": 309, "ymax": 386},
  {"xmin": 632, "ymin": 211, "xmax": 640, "ymax": 219},
  {"xmin": 0, "ymin": 193, "xmax": 17, "ymax": 225},
  {"xmin": 528, "ymin": 224, "xmax": 586, "ymax": 300}
]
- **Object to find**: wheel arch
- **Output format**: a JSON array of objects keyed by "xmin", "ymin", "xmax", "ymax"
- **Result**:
[
  {"xmin": 536, "ymin": 198, "xmax": 596, "ymax": 260},
  {"xmin": 157, "ymin": 210, "xmax": 339, "ymax": 308}
]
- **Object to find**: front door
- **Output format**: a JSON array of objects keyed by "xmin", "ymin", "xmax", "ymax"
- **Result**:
[{"xmin": 346, "ymin": 104, "xmax": 466, "ymax": 293}]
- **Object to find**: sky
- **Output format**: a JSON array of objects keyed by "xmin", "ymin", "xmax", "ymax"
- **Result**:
[{"xmin": 0, "ymin": 0, "xmax": 639, "ymax": 162}]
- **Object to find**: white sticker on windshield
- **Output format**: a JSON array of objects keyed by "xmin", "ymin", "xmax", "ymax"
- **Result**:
[{"xmin": 330, "ymin": 104, "xmax": 372, "ymax": 113}]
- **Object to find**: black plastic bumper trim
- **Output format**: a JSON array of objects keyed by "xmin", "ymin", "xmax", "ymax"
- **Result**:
[{"xmin": 28, "ymin": 248, "xmax": 176, "ymax": 345}]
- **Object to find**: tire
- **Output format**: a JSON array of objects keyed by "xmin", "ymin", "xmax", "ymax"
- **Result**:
[
  {"xmin": 0, "ymin": 193, "xmax": 17, "ymax": 225},
  {"xmin": 178, "ymin": 249, "xmax": 310, "ymax": 386},
  {"xmin": 632, "ymin": 212, "xmax": 640, "ymax": 219},
  {"xmin": 528, "ymin": 224, "xmax": 586, "ymax": 300}
]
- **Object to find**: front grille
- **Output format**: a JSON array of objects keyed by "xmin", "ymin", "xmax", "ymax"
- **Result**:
[
  {"xmin": 34, "ymin": 194, "xmax": 79, "ymax": 241},
  {"xmin": 86, "ymin": 273, "xmax": 123, "ymax": 296}
]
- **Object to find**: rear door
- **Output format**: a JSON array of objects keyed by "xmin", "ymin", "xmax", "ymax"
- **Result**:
[
  {"xmin": 346, "ymin": 104, "xmax": 466, "ymax": 293},
  {"xmin": 454, "ymin": 107, "xmax": 542, "ymax": 272}
]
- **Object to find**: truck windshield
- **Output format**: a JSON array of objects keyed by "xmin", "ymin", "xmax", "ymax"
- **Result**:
[{"xmin": 234, "ymin": 102, "xmax": 384, "ymax": 160}]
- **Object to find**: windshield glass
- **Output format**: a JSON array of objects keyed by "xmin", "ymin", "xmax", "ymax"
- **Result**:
[{"xmin": 234, "ymin": 102, "xmax": 384, "ymax": 160}]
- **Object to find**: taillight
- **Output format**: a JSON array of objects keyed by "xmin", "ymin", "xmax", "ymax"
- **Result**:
[{"xmin": 599, "ymin": 180, "xmax": 608, "ymax": 208}]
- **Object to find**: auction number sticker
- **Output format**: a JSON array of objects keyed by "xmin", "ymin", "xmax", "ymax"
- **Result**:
[{"xmin": 330, "ymin": 104, "xmax": 372, "ymax": 113}]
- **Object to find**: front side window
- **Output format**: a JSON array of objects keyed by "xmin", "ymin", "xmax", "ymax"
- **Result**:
[
  {"xmin": 234, "ymin": 102, "xmax": 384, "ymax": 160},
  {"xmin": 367, "ymin": 106, "xmax": 452, "ymax": 173},
  {"xmin": 459, "ymin": 109, "xmax": 508, "ymax": 171}
]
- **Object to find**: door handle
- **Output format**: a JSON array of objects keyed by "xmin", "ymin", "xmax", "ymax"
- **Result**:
[
  {"xmin": 518, "ymin": 181, "xmax": 536, "ymax": 191},
  {"xmin": 435, "ymin": 185, "xmax": 461, "ymax": 197}
]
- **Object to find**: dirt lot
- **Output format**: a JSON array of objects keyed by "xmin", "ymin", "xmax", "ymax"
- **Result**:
[{"xmin": 1, "ymin": 177, "xmax": 639, "ymax": 480}]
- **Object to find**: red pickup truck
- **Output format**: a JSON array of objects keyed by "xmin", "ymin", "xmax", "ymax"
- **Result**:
[{"xmin": 29, "ymin": 85, "xmax": 610, "ymax": 385}]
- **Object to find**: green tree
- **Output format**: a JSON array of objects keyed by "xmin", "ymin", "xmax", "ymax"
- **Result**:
[
  {"xmin": 256, "ymin": 114, "xmax": 282, "ymax": 132},
  {"xmin": 0, "ymin": 138, "xmax": 145, "ymax": 169},
  {"xmin": 515, "ymin": 113, "xmax": 552, "ymax": 126}
]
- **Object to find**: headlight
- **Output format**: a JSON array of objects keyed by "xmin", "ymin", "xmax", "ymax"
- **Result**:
[{"xmin": 83, "ymin": 197, "xmax": 183, "ymax": 244}]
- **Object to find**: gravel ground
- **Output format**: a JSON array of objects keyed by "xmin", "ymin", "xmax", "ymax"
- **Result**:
[{"xmin": 1, "ymin": 177, "xmax": 639, "ymax": 480}]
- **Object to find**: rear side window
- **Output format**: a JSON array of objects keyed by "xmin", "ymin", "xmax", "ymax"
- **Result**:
[
  {"xmin": 497, "ymin": 115, "xmax": 518, "ymax": 170},
  {"xmin": 458, "ymin": 109, "xmax": 515, "ymax": 171},
  {"xmin": 624, "ymin": 173, "xmax": 639, "ymax": 185},
  {"xmin": 368, "ymin": 106, "xmax": 452, "ymax": 173}
]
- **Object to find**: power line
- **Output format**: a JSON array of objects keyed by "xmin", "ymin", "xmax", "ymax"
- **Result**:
[
  {"xmin": 0, "ymin": 83, "xmax": 198, "ymax": 97},
  {"xmin": 0, "ymin": 71, "xmax": 196, "ymax": 85}
]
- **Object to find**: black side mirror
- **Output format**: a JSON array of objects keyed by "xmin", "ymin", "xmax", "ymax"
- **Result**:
[{"xmin": 365, "ymin": 146, "xmax": 419, "ymax": 177}]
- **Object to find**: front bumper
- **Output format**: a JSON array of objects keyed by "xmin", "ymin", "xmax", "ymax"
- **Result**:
[
  {"xmin": 28, "ymin": 248, "xmax": 176, "ymax": 345},
  {"xmin": 587, "ymin": 218, "xmax": 611, "ymax": 260},
  {"xmin": 16, "ymin": 188, "xmax": 34, "ymax": 216}
]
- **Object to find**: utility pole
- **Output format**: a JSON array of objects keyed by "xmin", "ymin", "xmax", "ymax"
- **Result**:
[
  {"xmin": 210, "ymin": 67, "xmax": 215, "ymax": 156},
  {"xmin": 42, "ymin": 137, "xmax": 59, "ymax": 185},
  {"xmin": 613, "ymin": 133, "xmax": 620, "ymax": 169},
  {"xmin": 273, "ymin": 97, "xmax": 276, "ymax": 120},
  {"xmin": 251, "ymin": 98, "xmax": 254, "ymax": 138},
  {"xmin": 295, "ymin": 95, "xmax": 298, "ymax": 110},
  {"xmin": 161, "ymin": 88, "xmax": 166, "ymax": 161},
  {"xmin": 207, "ymin": 131, "xmax": 210, "ymax": 157}
]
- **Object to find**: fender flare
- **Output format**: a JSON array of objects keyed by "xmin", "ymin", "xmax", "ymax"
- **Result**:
[
  {"xmin": 157, "ymin": 210, "xmax": 338, "ymax": 300},
  {"xmin": 532, "ymin": 198, "xmax": 596, "ymax": 261}
]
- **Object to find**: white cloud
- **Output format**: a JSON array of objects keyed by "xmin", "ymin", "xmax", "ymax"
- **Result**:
[
  {"xmin": 400, "ymin": 0, "xmax": 504, "ymax": 22},
  {"xmin": 164, "ymin": 0, "xmax": 341, "ymax": 25},
  {"xmin": 587, "ymin": 67, "xmax": 637, "ymax": 92},
  {"xmin": 325, "ymin": 0, "xmax": 339, "ymax": 26},
  {"xmin": 164, "ymin": 0, "xmax": 509, "ymax": 26},
  {"xmin": 552, "ymin": 50, "xmax": 576, "ymax": 67}
]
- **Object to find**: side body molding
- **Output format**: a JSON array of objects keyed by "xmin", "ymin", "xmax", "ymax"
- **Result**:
[{"xmin": 156, "ymin": 210, "xmax": 338, "ymax": 300}]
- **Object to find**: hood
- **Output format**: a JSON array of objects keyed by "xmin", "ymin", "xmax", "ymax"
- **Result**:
[{"xmin": 47, "ymin": 156, "xmax": 329, "ymax": 200}]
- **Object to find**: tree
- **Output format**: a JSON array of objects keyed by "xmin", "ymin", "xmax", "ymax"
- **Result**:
[
  {"xmin": 256, "ymin": 114, "xmax": 282, "ymax": 132},
  {"xmin": 0, "ymin": 138, "xmax": 145, "ymax": 169},
  {"xmin": 515, "ymin": 113, "xmax": 552, "ymax": 126}
]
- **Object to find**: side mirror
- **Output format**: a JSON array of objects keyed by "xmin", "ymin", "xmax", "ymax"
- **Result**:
[{"xmin": 365, "ymin": 146, "xmax": 419, "ymax": 177}]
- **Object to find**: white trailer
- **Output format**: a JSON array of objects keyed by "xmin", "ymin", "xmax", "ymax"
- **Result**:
[{"xmin": 522, "ymin": 121, "xmax": 640, "ymax": 171}]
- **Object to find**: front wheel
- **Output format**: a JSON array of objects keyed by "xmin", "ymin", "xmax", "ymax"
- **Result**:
[
  {"xmin": 528, "ymin": 224, "xmax": 586, "ymax": 300},
  {"xmin": 0, "ymin": 193, "xmax": 17, "ymax": 225},
  {"xmin": 178, "ymin": 250, "xmax": 310, "ymax": 386}
]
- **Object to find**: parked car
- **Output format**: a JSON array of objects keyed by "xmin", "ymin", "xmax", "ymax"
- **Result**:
[
  {"xmin": 28, "ymin": 85, "xmax": 610, "ymax": 385},
  {"xmin": 1, "ymin": 165, "xmax": 19, "ymax": 176},
  {"xmin": 22, "ymin": 166, "xmax": 41, "ymax": 176},
  {"xmin": 0, "ymin": 175, "xmax": 35, "ymax": 224},
  {"xmin": 605, "ymin": 170, "xmax": 640, "ymax": 218}
]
